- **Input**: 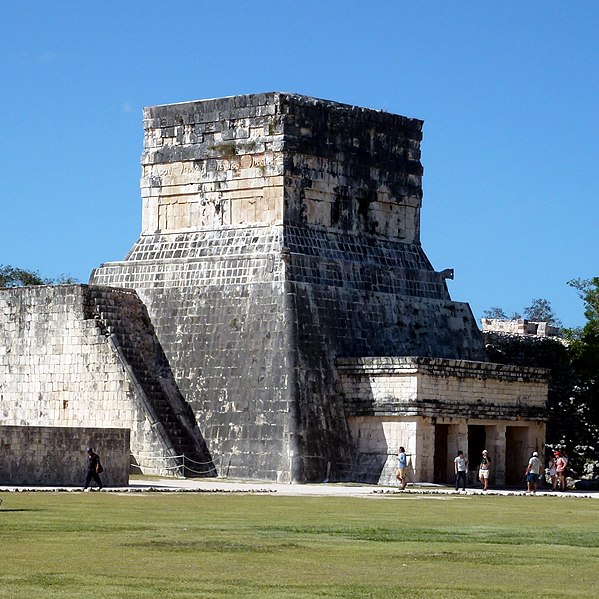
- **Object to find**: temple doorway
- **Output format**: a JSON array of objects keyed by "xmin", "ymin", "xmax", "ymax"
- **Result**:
[
  {"xmin": 434, "ymin": 424, "xmax": 449, "ymax": 484},
  {"xmin": 468, "ymin": 425, "xmax": 486, "ymax": 479},
  {"xmin": 505, "ymin": 426, "xmax": 528, "ymax": 486}
]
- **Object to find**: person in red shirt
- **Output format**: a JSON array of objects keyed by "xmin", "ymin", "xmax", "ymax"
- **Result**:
[{"xmin": 555, "ymin": 451, "xmax": 568, "ymax": 492}]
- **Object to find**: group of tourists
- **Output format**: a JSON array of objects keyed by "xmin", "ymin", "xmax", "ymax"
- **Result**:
[
  {"xmin": 519, "ymin": 448, "xmax": 568, "ymax": 493},
  {"xmin": 454, "ymin": 448, "xmax": 569, "ymax": 493},
  {"xmin": 453, "ymin": 449, "xmax": 492, "ymax": 491},
  {"xmin": 397, "ymin": 447, "xmax": 570, "ymax": 493}
]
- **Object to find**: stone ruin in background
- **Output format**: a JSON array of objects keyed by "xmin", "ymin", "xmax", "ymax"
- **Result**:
[
  {"xmin": 482, "ymin": 318, "xmax": 561, "ymax": 338},
  {"xmin": 0, "ymin": 93, "xmax": 548, "ymax": 486}
]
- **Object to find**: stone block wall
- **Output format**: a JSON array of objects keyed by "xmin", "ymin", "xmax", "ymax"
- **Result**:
[
  {"xmin": 279, "ymin": 94, "xmax": 423, "ymax": 240},
  {"xmin": 0, "ymin": 285, "xmax": 206, "ymax": 476},
  {"xmin": 140, "ymin": 92, "xmax": 423, "ymax": 241},
  {"xmin": 0, "ymin": 285, "xmax": 132, "ymax": 428},
  {"xmin": 0, "ymin": 426, "xmax": 129, "ymax": 486},
  {"xmin": 348, "ymin": 416, "xmax": 419, "ymax": 483},
  {"xmin": 141, "ymin": 102, "xmax": 285, "ymax": 233},
  {"xmin": 338, "ymin": 356, "xmax": 548, "ymax": 420},
  {"xmin": 482, "ymin": 318, "xmax": 561, "ymax": 338},
  {"xmin": 92, "ymin": 238, "xmax": 296, "ymax": 481}
]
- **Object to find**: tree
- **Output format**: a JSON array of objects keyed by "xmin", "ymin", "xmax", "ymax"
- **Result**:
[
  {"xmin": 0, "ymin": 265, "xmax": 77, "ymax": 288},
  {"xmin": 482, "ymin": 306, "xmax": 507, "ymax": 319},
  {"xmin": 483, "ymin": 298, "xmax": 561, "ymax": 326},
  {"xmin": 483, "ymin": 283, "xmax": 599, "ymax": 475},
  {"xmin": 0, "ymin": 265, "xmax": 48, "ymax": 287},
  {"xmin": 566, "ymin": 278, "xmax": 599, "ymax": 445},
  {"xmin": 482, "ymin": 307, "xmax": 522, "ymax": 320},
  {"xmin": 569, "ymin": 278, "xmax": 599, "ymax": 336},
  {"xmin": 523, "ymin": 298, "xmax": 562, "ymax": 327}
]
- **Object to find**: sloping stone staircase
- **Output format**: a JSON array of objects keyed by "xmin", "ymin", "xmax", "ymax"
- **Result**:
[{"xmin": 84, "ymin": 285, "xmax": 215, "ymax": 476}]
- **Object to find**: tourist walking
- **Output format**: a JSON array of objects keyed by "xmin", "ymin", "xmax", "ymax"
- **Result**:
[
  {"xmin": 454, "ymin": 450, "xmax": 467, "ymax": 491},
  {"xmin": 525, "ymin": 451, "xmax": 542, "ymax": 494},
  {"xmin": 83, "ymin": 447, "xmax": 103, "ymax": 491},
  {"xmin": 478, "ymin": 450, "xmax": 491, "ymax": 491},
  {"xmin": 396, "ymin": 446, "xmax": 408, "ymax": 489}
]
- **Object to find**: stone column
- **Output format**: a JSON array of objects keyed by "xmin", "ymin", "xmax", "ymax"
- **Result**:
[
  {"xmin": 488, "ymin": 424, "xmax": 507, "ymax": 486},
  {"xmin": 529, "ymin": 421, "xmax": 546, "ymax": 456},
  {"xmin": 448, "ymin": 421, "xmax": 468, "ymax": 455},
  {"xmin": 416, "ymin": 417, "xmax": 435, "ymax": 482}
]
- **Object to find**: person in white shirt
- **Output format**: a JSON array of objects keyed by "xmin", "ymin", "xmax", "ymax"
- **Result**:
[
  {"xmin": 454, "ymin": 450, "xmax": 467, "ymax": 491},
  {"xmin": 525, "ymin": 451, "xmax": 542, "ymax": 494}
]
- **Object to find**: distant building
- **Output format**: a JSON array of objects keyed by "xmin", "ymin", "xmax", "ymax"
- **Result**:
[{"xmin": 482, "ymin": 319, "xmax": 561, "ymax": 338}]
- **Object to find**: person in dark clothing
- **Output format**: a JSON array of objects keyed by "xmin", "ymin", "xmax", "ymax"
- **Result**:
[{"xmin": 83, "ymin": 447, "xmax": 103, "ymax": 491}]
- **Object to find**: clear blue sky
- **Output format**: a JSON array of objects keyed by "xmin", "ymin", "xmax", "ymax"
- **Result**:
[{"xmin": 2, "ymin": 2, "xmax": 598, "ymax": 328}]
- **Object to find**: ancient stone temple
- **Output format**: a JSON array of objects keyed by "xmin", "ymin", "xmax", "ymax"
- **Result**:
[{"xmin": 1, "ymin": 93, "xmax": 548, "ymax": 485}]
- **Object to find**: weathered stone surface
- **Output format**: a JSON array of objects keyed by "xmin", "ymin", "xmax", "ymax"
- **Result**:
[
  {"xmin": 0, "ymin": 285, "xmax": 213, "ymax": 477},
  {"xmin": 91, "ymin": 93, "xmax": 488, "ymax": 482},
  {"xmin": 0, "ymin": 426, "xmax": 129, "ymax": 486},
  {"xmin": 137, "ymin": 93, "xmax": 424, "ymax": 239},
  {"xmin": 482, "ymin": 318, "xmax": 561, "ymax": 338},
  {"xmin": 338, "ymin": 356, "xmax": 548, "ymax": 419}
]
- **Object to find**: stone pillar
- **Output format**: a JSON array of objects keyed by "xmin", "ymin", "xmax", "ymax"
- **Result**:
[
  {"xmin": 415, "ymin": 417, "xmax": 435, "ymax": 482},
  {"xmin": 393, "ymin": 420, "xmax": 419, "ymax": 485},
  {"xmin": 528, "ymin": 421, "xmax": 546, "ymax": 456},
  {"xmin": 489, "ymin": 424, "xmax": 507, "ymax": 486},
  {"xmin": 447, "ymin": 421, "xmax": 468, "ymax": 481},
  {"xmin": 448, "ymin": 421, "xmax": 468, "ymax": 456}
]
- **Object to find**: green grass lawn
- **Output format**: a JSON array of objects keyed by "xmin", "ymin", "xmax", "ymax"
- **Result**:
[{"xmin": 1, "ymin": 491, "xmax": 598, "ymax": 598}]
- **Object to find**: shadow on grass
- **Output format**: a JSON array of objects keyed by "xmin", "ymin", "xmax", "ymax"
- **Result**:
[{"xmin": 0, "ymin": 508, "xmax": 45, "ymax": 513}]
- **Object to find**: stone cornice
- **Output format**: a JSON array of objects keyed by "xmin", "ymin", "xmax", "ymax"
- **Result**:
[{"xmin": 337, "ymin": 356, "xmax": 549, "ymax": 383}]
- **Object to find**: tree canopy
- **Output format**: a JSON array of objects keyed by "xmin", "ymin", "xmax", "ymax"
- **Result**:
[
  {"xmin": 566, "ymin": 278, "xmax": 599, "ymax": 445},
  {"xmin": 523, "ymin": 298, "xmax": 562, "ymax": 328},
  {"xmin": 482, "ymin": 306, "xmax": 522, "ymax": 320},
  {"xmin": 569, "ymin": 277, "xmax": 599, "ymax": 336},
  {"xmin": 483, "ymin": 298, "xmax": 561, "ymax": 327},
  {"xmin": 0, "ymin": 265, "xmax": 77, "ymax": 288},
  {"xmin": 483, "ymin": 284, "xmax": 598, "ymax": 469}
]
